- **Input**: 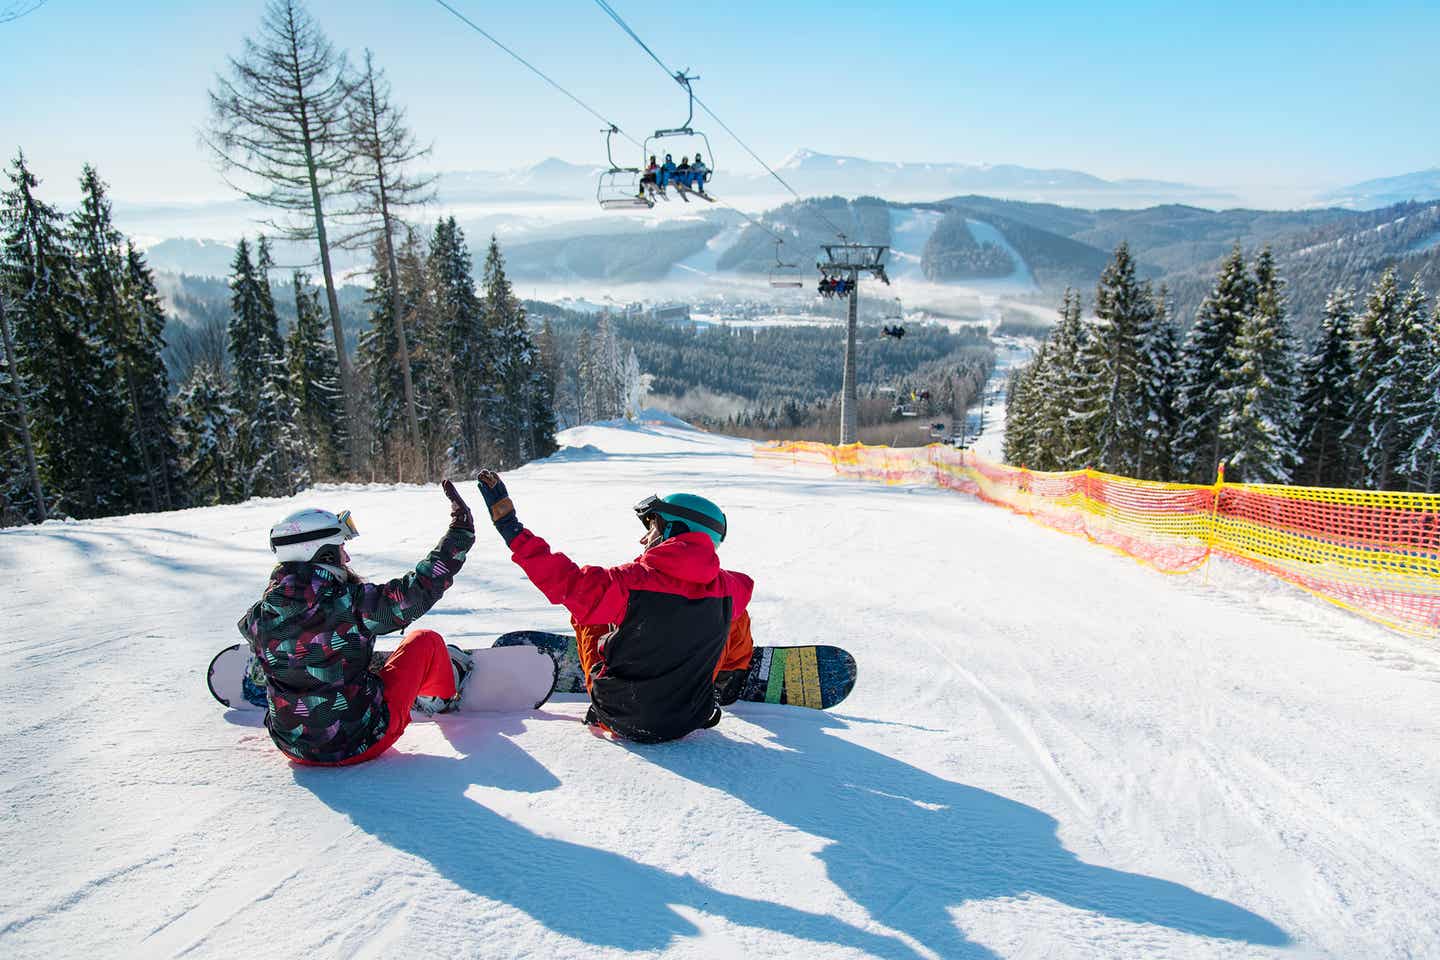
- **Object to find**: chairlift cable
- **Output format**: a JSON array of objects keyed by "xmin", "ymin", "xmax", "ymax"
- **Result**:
[
  {"xmin": 589, "ymin": 0, "xmax": 852, "ymax": 242},
  {"xmin": 430, "ymin": 0, "xmax": 642, "ymax": 149}
]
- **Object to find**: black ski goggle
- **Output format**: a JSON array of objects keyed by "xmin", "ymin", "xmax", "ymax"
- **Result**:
[{"xmin": 632, "ymin": 494, "xmax": 726, "ymax": 542}]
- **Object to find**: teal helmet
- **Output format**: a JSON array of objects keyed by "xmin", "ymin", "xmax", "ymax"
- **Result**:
[{"xmin": 633, "ymin": 493, "xmax": 727, "ymax": 548}]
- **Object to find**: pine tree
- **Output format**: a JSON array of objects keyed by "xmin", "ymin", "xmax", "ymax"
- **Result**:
[
  {"xmin": 174, "ymin": 363, "xmax": 240, "ymax": 505},
  {"xmin": 337, "ymin": 48, "xmax": 435, "ymax": 451},
  {"xmin": 1348, "ymin": 270, "xmax": 1427, "ymax": 490},
  {"xmin": 1296, "ymin": 288, "xmax": 1359, "ymax": 487},
  {"xmin": 1215, "ymin": 249, "xmax": 1300, "ymax": 484},
  {"xmin": 1002, "ymin": 344, "xmax": 1045, "ymax": 467},
  {"xmin": 70, "ymin": 163, "xmax": 147, "ymax": 511},
  {"xmin": 479, "ymin": 236, "xmax": 551, "ymax": 467},
  {"xmin": 226, "ymin": 236, "xmax": 297, "ymax": 497},
  {"xmin": 358, "ymin": 238, "xmax": 410, "ymax": 463},
  {"xmin": 2, "ymin": 153, "xmax": 133, "ymax": 518},
  {"xmin": 1174, "ymin": 244, "xmax": 1253, "ymax": 483},
  {"xmin": 1087, "ymin": 243, "xmax": 1152, "ymax": 474},
  {"xmin": 120, "ymin": 241, "xmax": 186, "ymax": 509},
  {"xmin": 206, "ymin": 0, "xmax": 359, "ymax": 446},
  {"xmin": 285, "ymin": 271, "xmax": 344, "ymax": 478},
  {"xmin": 1038, "ymin": 289, "xmax": 1087, "ymax": 470},
  {"xmin": 427, "ymin": 217, "xmax": 487, "ymax": 469},
  {"xmin": 1134, "ymin": 286, "xmax": 1179, "ymax": 481},
  {"xmin": 1402, "ymin": 297, "xmax": 1440, "ymax": 492},
  {"xmin": 1390, "ymin": 278, "xmax": 1433, "ymax": 490}
]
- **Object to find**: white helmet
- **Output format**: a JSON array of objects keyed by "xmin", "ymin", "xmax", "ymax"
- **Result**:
[{"xmin": 269, "ymin": 508, "xmax": 358, "ymax": 564}]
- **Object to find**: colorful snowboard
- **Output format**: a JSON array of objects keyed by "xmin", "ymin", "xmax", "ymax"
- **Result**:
[
  {"xmin": 206, "ymin": 643, "xmax": 558, "ymax": 713},
  {"xmin": 492, "ymin": 631, "xmax": 857, "ymax": 710}
]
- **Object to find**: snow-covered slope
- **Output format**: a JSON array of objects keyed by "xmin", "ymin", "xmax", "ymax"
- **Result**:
[{"xmin": 2, "ymin": 418, "xmax": 1437, "ymax": 959}]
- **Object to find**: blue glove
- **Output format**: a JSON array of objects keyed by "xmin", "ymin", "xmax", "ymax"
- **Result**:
[{"xmin": 476, "ymin": 470, "xmax": 524, "ymax": 546}]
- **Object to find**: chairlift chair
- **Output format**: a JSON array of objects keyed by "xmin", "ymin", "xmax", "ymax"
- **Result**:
[
  {"xmin": 768, "ymin": 239, "xmax": 804, "ymax": 288},
  {"xmin": 644, "ymin": 71, "xmax": 716, "ymax": 202},
  {"xmin": 597, "ymin": 125, "xmax": 653, "ymax": 211}
]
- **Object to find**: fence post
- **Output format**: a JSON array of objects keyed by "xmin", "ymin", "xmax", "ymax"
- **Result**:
[{"xmin": 1203, "ymin": 461, "xmax": 1226, "ymax": 584}]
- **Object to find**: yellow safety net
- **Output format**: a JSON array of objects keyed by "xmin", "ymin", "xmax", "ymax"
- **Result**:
[{"xmin": 756, "ymin": 440, "xmax": 1440, "ymax": 636}]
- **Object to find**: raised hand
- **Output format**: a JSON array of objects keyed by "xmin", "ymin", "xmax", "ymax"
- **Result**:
[
  {"xmin": 441, "ymin": 479, "xmax": 473, "ymax": 532},
  {"xmin": 477, "ymin": 469, "xmax": 524, "ymax": 545}
]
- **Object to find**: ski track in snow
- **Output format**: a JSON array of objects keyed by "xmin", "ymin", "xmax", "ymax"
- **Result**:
[{"xmin": 2, "ymin": 414, "xmax": 1437, "ymax": 958}]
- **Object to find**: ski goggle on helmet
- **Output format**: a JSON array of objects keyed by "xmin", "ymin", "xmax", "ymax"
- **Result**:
[
  {"xmin": 633, "ymin": 493, "xmax": 727, "ymax": 548},
  {"xmin": 269, "ymin": 508, "xmax": 359, "ymax": 564}
]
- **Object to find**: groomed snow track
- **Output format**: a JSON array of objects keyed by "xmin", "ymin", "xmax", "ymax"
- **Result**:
[{"xmin": 1, "ymin": 415, "xmax": 1436, "ymax": 959}]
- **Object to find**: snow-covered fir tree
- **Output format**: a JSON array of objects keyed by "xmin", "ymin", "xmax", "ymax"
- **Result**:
[
  {"xmin": 1401, "ymin": 297, "xmax": 1440, "ymax": 492},
  {"xmin": 1042, "ymin": 289, "xmax": 1088, "ymax": 470},
  {"xmin": 2, "ymin": 153, "xmax": 133, "ymax": 518},
  {"xmin": 621, "ymin": 346, "xmax": 650, "ymax": 419},
  {"xmin": 1296, "ymin": 287, "xmax": 1359, "ymax": 487},
  {"xmin": 285, "ymin": 271, "xmax": 344, "ymax": 480},
  {"xmin": 587, "ymin": 313, "xmax": 625, "ymax": 422},
  {"xmin": 1215, "ymin": 248, "xmax": 1300, "ymax": 484},
  {"xmin": 70, "ymin": 164, "xmax": 148, "ymax": 511},
  {"xmin": 1071, "ymin": 243, "xmax": 1152, "ymax": 474},
  {"xmin": 1173, "ymin": 244, "xmax": 1253, "ymax": 483},
  {"xmin": 479, "ymin": 236, "xmax": 554, "ymax": 467},
  {"xmin": 1347, "ymin": 270, "xmax": 1429, "ymax": 491},
  {"xmin": 226, "ymin": 236, "xmax": 298, "ymax": 497},
  {"xmin": 120, "ymin": 241, "xmax": 186, "ymax": 509},
  {"xmin": 427, "ymin": 217, "xmax": 487, "ymax": 469},
  {"xmin": 1134, "ymin": 286, "xmax": 1179, "ymax": 481},
  {"xmin": 1001, "ymin": 343, "xmax": 1045, "ymax": 468},
  {"xmin": 359, "ymin": 235, "xmax": 418, "ymax": 470},
  {"xmin": 174, "ymin": 362, "xmax": 240, "ymax": 506}
]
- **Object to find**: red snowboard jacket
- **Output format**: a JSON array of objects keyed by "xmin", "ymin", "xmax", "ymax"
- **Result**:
[{"xmin": 508, "ymin": 528, "xmax": 754, "ymax": 742}]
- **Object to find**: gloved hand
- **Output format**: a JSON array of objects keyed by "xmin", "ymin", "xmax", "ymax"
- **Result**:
[
  {"xmin": 441, "ymin": 479, "xmax": 473, "ymax": 532},
  {"xmin": 477, "ymin": 469, "xmax": 524, "ymax": 546}
]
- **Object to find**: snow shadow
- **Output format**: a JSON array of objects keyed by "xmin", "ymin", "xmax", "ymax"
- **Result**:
[
  {"xmin": 294, "ymin": 715, "xmax": 924, "ymax": 958},
  {"xmin": 631, "ymin": 710, "xmax": 1292, "ymax": 958}
]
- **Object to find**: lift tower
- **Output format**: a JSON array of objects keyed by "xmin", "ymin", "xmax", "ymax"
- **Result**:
[{"xmin": 819, "ymin": 242, "xmax": 890, "ymax": 444}]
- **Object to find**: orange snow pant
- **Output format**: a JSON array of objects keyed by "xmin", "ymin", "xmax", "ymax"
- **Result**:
[
  {"xmin": 573, "ymin": 610, "xmax": 754, "ymax": 692},
  {"xmin": 294, "ymin": 628, "xmax": 456, "ymax": 767}
]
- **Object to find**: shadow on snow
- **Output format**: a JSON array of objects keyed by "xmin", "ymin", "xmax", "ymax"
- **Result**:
[{"xmin": 295, "ymin": 708, "xmax": 1289, "ymax": 958}]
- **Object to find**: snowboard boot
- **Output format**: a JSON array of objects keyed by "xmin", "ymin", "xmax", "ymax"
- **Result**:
[
  {"xmin": 714, "ymin": 669, "xmax": 745, "ymax": 706},
  {"xmin": 415, "ymin": 645, "xmax": 473, "ymax": 715}
]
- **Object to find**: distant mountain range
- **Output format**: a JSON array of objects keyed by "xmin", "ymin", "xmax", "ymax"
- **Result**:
[
  {"xmin": 1317, "ymin": 168, "xmax": 1440, "ymax": 210},
  {"xmin": 435, "ymin": 149, "xmax": 1239, "ymax": 209}
]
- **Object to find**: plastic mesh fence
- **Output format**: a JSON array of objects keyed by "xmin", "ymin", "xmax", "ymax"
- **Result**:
[{"xmin": 755, "ymin": 440, "xmax": 1440, "ymax": 636}]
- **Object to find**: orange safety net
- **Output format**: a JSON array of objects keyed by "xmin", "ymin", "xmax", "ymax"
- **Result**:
[{"xmin": 756, "ymin": 440, "xmax": 1440, "ymax": 636}]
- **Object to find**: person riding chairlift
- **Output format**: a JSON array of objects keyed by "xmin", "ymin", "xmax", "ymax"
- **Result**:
[
  {"xmin": 659, "ymin": 153, "xmax": 677, "ymax": 189},
  {"xmin": 638, "ymin": 154, "xmax": 659, "ymax": 198},
  {"xmin": 690, "ymin": 152, "xmax": 709, "ymax": 193},
  {"xmin": 676, "ymin": 156, "xmax": 692, "ymax": 188}
]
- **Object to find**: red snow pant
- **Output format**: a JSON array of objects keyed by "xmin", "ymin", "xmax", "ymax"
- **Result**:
[{"xmin": 293, "ymin": 628, "xmax": 456, "ymax": 767}]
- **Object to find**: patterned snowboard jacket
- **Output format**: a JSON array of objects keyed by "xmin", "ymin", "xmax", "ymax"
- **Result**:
[
  {"xmin": 509, "ymin": 528, "xmax": 753, "ymax": 742},
  {"xmin": 237, "ymin": 524, "xmax": 474, "ymax": 763}
]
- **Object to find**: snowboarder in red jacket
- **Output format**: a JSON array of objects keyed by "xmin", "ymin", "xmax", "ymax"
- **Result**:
[{"xmin": 476, "ymin": 470, "xmax": 755, "ymax": 742}]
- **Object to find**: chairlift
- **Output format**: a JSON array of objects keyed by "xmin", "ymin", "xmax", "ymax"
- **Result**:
[
  {"xmin": 597, "ymin": 125, "xmax": 653, "ymax": 211},
  {"xmin": 769, "ymin": 239, "xmax": 804, "ymax": 288},
  {"xmin": 643, "ymin": 71, "xmax": 716, "ymax": 203}
]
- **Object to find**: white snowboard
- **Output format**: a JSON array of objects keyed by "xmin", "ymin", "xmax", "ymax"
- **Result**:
[{"xmin": 207, "ymin": 643, "xmax": 558, "ymax": 713}]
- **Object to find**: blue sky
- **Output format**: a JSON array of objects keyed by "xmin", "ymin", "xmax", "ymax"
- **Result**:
[{"xmin": 2, "ymin": 0, "xmax": 1436, "ymax": 206}]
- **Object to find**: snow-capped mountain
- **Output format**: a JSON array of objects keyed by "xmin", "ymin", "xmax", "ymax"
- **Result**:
[{"xmin": 1317, "ymin": 168, "xmax": 1440, "ymax": 210}]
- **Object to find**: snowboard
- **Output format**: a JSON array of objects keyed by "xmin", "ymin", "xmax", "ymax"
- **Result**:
[
  {"xmin": 206, "ymin": 643, "xmax": 558, "ymax": 713},
  {"xmin": 492, "ymin": 631, "xmax": 857, "ymax": 710}
]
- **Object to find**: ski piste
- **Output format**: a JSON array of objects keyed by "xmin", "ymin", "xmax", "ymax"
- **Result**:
[
  {"xmin": 206, "ymin": 642, "xmax": 558, "ymax": 713},
  {"xmin": 492, "ymin": 630, "xmax": 857, "ymax": 710}
]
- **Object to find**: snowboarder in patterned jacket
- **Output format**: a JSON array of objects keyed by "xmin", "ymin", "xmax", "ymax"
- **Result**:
[
  {"xmin": 475, "ymin": 469, "xmax": 755, "ymax": 743},
  {"xmin": 237, "ymin": 481, "xmax": 476, "ymax": 765}
]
